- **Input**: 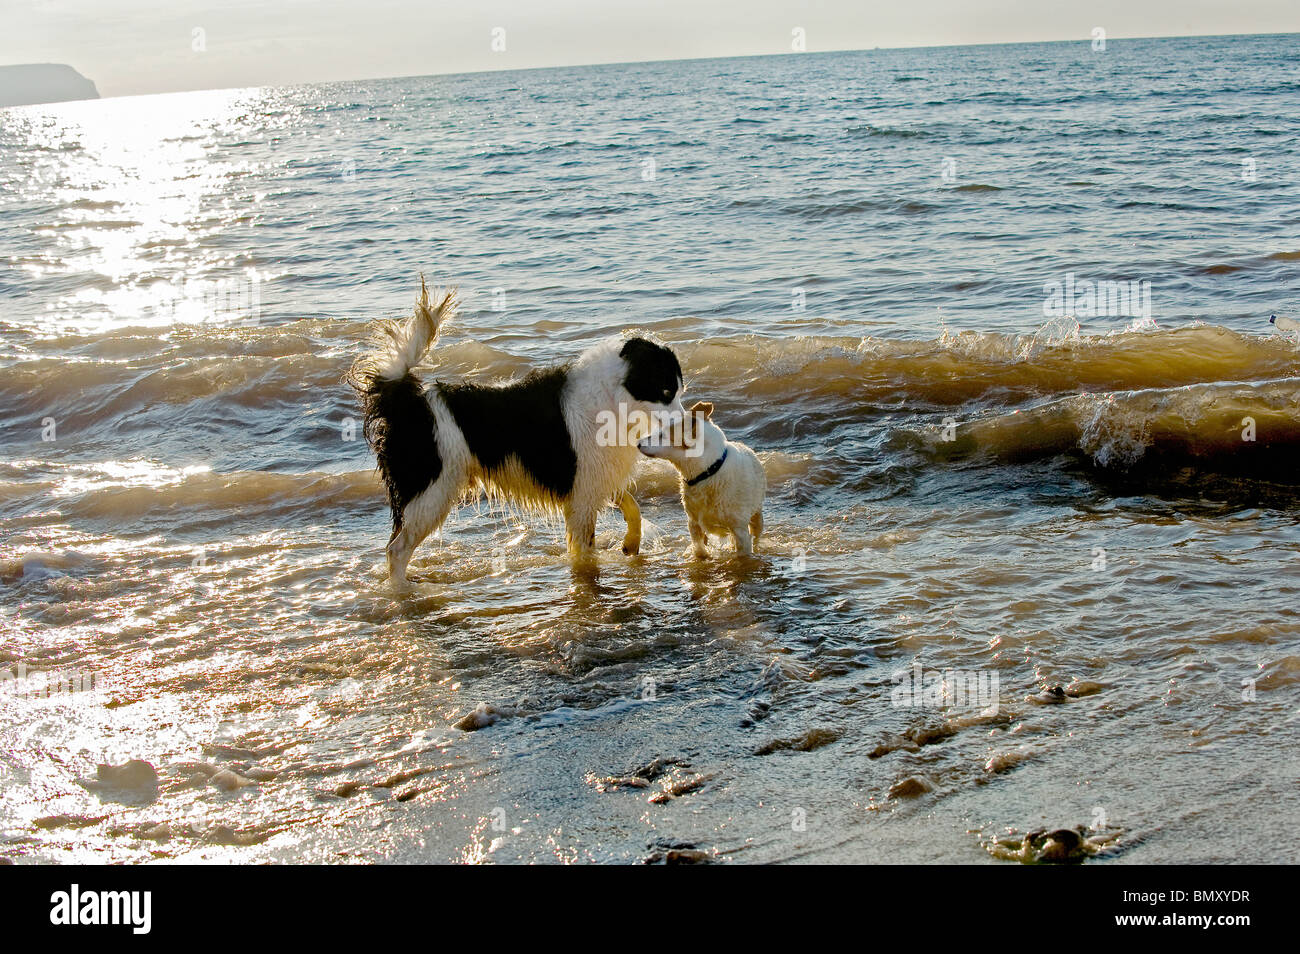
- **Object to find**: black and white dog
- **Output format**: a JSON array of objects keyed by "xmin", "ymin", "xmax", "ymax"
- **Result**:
[{"xmin": 349, "ymin": 278, "xmax": 684, "ymax": 584}]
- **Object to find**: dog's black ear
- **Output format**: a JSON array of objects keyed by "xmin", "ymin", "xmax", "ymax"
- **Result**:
[
  {"xmin": 619, "ymin": 337, "xmax": 677, "ymax": 368},
  {"xmin": 620, "ymin": 337, "xmax": 682, "ymax": 404},
  {"xmin": 690, "ymin": 401, "xmax": 713, "ymax": 419}
]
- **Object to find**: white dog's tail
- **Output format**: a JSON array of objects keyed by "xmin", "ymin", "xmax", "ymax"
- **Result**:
[{"xmin": 351, "ymin": 275, "xmax": 458, "ymax": 387}]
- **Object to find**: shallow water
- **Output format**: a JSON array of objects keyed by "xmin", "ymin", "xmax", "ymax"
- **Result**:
[{"xmin": 2, "ymin": 35, "xmax": 1299, "ymax": 863}]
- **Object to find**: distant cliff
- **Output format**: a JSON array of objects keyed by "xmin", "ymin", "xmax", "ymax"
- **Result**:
[{"xmin": 0, "ymin": 64, "xmax": 99, "ymax": 107}]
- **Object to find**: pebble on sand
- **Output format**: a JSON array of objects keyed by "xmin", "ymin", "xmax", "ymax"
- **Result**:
[
  {"xmin": 888, "ymin": 775, "xmax": 935, "ymax": 798},
  {"xmin": 77, "ymin": 759, "xmax": 160, "ymax": 802},
  {"xmin": 454, "ymin": 702, "xmax": 511, "ymax": 731}
]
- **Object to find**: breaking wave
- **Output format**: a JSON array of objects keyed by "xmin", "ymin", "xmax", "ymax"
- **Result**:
[{"xmin": 4, "ymin": 322, "xmax": 1298, "ymax": 503}]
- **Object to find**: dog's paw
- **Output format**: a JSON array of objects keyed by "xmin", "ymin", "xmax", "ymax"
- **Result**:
[{"xmin": 622, "ymin": 540, "xmax": 641, "ymax": 556}]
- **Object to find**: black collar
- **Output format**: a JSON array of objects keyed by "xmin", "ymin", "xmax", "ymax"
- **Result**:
[{"xmin": 685, "ymin": 446, "xmax": 728, "ymax": 487}]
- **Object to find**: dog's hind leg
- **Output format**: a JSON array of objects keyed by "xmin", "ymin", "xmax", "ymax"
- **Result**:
[
  {"xmin": 617, "ymin": 491, "xmax": 641, "ymax": 556},
  {"xmin": 386, "ymin": 474, "xmax": 460, "ymax": 586},
  {"xmin": 749, "ymin": 510, "xmax": 763, "ymax": 553},
  {"xmin": 563, "ymin": 474, "xmax": 607, "ymax": 558},
  {"xmin": 732, "ymin": 524, "xmax": 754, "ymax": 556}
]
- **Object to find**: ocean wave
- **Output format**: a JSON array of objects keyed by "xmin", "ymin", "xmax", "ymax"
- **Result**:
[
  {"xmin": 0, "ymin": 353, "xmax": 346, "ymax": 424},
  {"xmin": 801, "ymin": 199, "xmax": 932, "ymax": 218},
  {"xmin": 5, "ymin": 325, "xmax": 1297, "ymax": 440},
  {"xmin": 844, "ymin": 123, "xmax": 928, "ymax": 138},
  {"xmin": 722, "ymin": 192, "xmax": 940, "ymax": 218},
  {"xmin": 0, "ymin": 548, "xmax": 101, "ymax": 583},
  {"xmin": 678, "ymin": 324, "xmax": 1300, "ymax": 410},
  {"xmin": 1, "ymin": 450, "xmax": 820, "ymax": 523},
  {"xmin": 1188, "ymin": 248, "xmax": 1300, "ymax": 276},
  {"xmin": 62, "ymin": 199, "xmax": 123, "ymax": 212},
  {"xmin": 22, "ymin": 467, "xmax": 382, "ymax": 522},
  {"xmin": 909, "ymin": 377, "xmax": 1300, "ymax": 479},
  {"xmin": 34, "ymin": 219, "xmax": 143, "ymax": 231}
]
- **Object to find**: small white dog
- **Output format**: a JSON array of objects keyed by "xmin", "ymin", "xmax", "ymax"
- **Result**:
[{"xmin": 638, "ymin": 401, "xmax": 766, "ymax": 557}]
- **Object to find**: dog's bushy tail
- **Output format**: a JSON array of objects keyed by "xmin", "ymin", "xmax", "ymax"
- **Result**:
[
  {"xmin": 347, "ymin": 276, "xmax": 457, "ymax": 535},
  {"xmin": 348, "ymin": 275, "xmax": 458, "ymax": 389}
]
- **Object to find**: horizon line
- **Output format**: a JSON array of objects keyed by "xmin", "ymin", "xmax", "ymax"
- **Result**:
[{"xmin": 9, "ymin": 29, "xmax": 1297, "ymax": 104}]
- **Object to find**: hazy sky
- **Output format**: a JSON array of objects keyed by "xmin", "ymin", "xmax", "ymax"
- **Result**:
[{"xmin": 4, "ymin": 0, "xmax": 1299, "ymax": 98}]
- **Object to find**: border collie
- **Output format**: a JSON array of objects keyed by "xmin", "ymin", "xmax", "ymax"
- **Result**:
[
  {"xmin": 348, "ymin": 278, "xmax": 684, "ymax": 584},
  {"xmin": 637, "ymin": 401, "xmax": 766, "ymax": 557}
]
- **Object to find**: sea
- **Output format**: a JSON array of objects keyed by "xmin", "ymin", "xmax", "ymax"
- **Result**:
[{"xmin": 2, "ymin": 33, "xmax": 1298, "ymax": 863}]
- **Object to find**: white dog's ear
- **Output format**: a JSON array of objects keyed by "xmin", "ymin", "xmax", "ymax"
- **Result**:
[{"xmin": 690, "ymin": 401, "xmax": 713, "ymax": 419}]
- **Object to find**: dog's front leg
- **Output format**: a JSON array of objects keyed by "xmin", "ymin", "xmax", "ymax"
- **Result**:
[
  {"xmin": 617, "ymin": 491, "xmax": 641, "ymax": 556},
  {"xmin": 687, "ymin": 511, "xmax": 710, "ymax": 560},
  {"xmin": 564, "ymin": 503, "xmax": 598, "ymax": 557}
]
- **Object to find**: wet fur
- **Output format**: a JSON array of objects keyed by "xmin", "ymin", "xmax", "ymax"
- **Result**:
[
  {"xmin": 348, "ymin": 277, "xmax": 683, "ymax": 584},
  {"xmin": 638, "ymin": 401, "xmax": 766, "ymax": 557}
]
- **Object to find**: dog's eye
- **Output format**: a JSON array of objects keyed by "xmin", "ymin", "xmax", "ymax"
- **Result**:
[{"xmin": 661, "ymin": 389, "xmax": 672, "ymax": 401}]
